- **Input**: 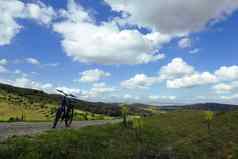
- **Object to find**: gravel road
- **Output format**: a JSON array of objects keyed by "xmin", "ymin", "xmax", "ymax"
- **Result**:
[{"xmin": 0, "ymin": 120, "xmax": 120, "ymax": 141}]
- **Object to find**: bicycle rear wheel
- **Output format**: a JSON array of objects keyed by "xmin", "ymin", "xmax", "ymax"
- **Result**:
[
  {"xmin": 65, "ymin": 108, "xmax": 74, "ymax": 127},
  {"xmin": 68, "ymin": 108, "xmax": 74, "ymax": 125}
]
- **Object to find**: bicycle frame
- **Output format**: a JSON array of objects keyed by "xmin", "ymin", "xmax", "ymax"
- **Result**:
[{"xmin": 52, "ymin": 90, "xmax": 76, "ymax": 128}]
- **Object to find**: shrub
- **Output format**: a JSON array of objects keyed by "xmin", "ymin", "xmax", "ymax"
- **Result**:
[
  {"xmin": 132, "ymin": 116, "xmax": 144, "ymax": 142},
  {"xmin": 121, "ymin": 104, "xmax": 129, "ymax": 127},
  {"xmin": 204, "ymin": 111, "xmax": 214, "ymax": 132}
]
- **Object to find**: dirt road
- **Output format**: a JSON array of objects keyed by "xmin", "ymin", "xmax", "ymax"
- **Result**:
[{"xmin": 0, "ymin": 120, "xmax": 120, "ymax": 141}]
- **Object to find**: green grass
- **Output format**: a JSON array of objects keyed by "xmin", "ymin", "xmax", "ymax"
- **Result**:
[
  {"xmin": 1, "ymin": 110, "xmax": 238, "ymax": 159},
  {"xmin": 0, "ymin": 96, "xmax": 112, "ymax": 122},
  {"xmin": 0, "ymin": 103, "xmax": 49, "ymax": 121}
]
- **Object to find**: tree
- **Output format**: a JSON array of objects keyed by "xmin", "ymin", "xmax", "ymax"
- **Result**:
[
  {"xmin": 132, "ymin": 116, "xmax": 144, "ymax": 141},
  {"xmin": 121, "ymin": 104, "xmax": 129, "ymax": 127},
  {"xmin": 204, "ymin": 111, "xmax": 214, "ymax": 132}
]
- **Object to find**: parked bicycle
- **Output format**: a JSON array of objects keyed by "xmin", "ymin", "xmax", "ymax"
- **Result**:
[{"xmin": 52, "ymin": 89, "xmax": 76, "ymax": 128}]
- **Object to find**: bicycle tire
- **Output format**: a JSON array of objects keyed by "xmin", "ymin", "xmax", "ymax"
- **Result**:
[{"xmin": 52, "ymin": 107, "xmax": 63, "ymax": 128}]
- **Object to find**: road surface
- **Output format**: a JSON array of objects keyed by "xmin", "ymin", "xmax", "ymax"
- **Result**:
[{"xmin": 0, "ymin": 120, "xmax": 120, "ymax": 141}]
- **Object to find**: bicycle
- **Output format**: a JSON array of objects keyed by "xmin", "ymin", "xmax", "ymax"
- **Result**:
[{"xmin": 52, "ymin": 89, "xmax": 76, "ymax": 128}]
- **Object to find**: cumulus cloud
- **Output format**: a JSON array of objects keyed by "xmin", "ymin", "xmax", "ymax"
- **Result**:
[
  {"xmin": 25, "ymin": 58, "xmax": 40, "ymax": 65},
  {"xmin": 24, "ymin": 2, "xmax": 56, "ymax": 25},
  {"xmin": 0, "ymin": 66, "xmax": 8, "ymax": 73},
  {"xmin": 149, "ymin": 95, "xmax": 176, "ymax": 101},
  {"xmin": 0, "ymin": 59, "xmax": 8, "ymax": 65},
  {"xmin": 78, "ymin": 69, "xmax": 111, "ymax": 83},
  {"xmin": 0, "ymin": 76, "xmax": 53, "ymax": 93},
  {"xmin": 105, "ymin": 0, "xmax": 238, "ymax": 36},
  {"xmin": 121, "ymin": 74, "xmax": 159, "ymax": 89},
  {"xmin": 213, "ymin": 83, "xmax": 233, "ymax": 94},
  {"xmin": 0, "ymin": 0, "xmax": 56, "ymax": 46},
  {"xmin": 162, "ymin": 59, "xmax": 238, "ymax": 89},
  {"xmin": 178, "ymin": 38, "xmax": 191, "ymax": 48},
  {"xmin": 159, "ymin": 58, "xmax": 195, "ymax": 80},
  {"xmin": 167, "ymin": 72, "xmax": 218, "ymax": 88},
  {"xmin": 220, "ymin": 94, "xmax": 238, "ymax": 100},
  {"xmin": 215, "ymin": 66, "xmax": 238, "ymax": 81},
  {"xmin": 189, "ymin": 48, "xmax": 200, "ymax": 54},
  {"xmin": 86, "ymin": 83, "xmax": 115, "ymax": 97},
  {"xmin": 120, "ymin": 58, "xmax": 238, "ymax": 90},
  {"xmin": 53, "ymin": 0, "xmax": 169, "ymax": 65}
]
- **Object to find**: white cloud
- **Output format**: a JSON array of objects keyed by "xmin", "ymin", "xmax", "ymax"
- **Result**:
[
  {"xmin": 53, "ymin": 0, "xmax": 169, "ymax": 65},
  {"xmin": 25, "ymin": 58, "xmax": 40, "ymax": 65},
  {"xmin": 123, "ymin": 94, "xmax": 133, "ymax": 99},
  {"xmin": 0, "ymin": 76, "xmax": 53, "ymax": 93},
  {"xmin": 105, "ymin": 0, "xmax": 238, "ymax": 36},
  {"xmin": 78, "ymin": 69, "xmax": 110, "ymax": 83},
  {"xmin": 189, "ymin": 48, "xmax": 200, "ymax": 54},
  {"xmin": 0, "ymin": 66, "xmax": 8, "ymax": 73},
  {"xmin": 220, "ymin": 94, "xmax": 238, "ymax": 100},
  {"xmin": 121, "ymin": 74, "xmax": 159, "ymax": 89},
  {"xmin": 0, "ymin": 0, "xmax": 24, "ymax": 45},
  {"xmin": 215, "ymin": 66, "xmax": 238, "ymax": 81},
  {"xmin": 14, "ymin": 69, "xmax": 22, "ymax": 74},
  {"xmin": 41, "ymin": 83, "xmax": 53, "ymax": 90},
  {"xmin": 44, "ymin": 63, "xmax": 60, "ymax": 67},
  {"xmin": 0, "ymin": 0, "xmax": 55, "ymax": 46},
  {"xmin": 14, "ymin": 69, "xmax": 28, "ymax": 77},
  {"xmin": 178, "ymin": 38, "xmax": 191, "ymax": 48},
  {"xmin": 15, "ymin": 77, "xmax": 39, "ymax": 89},
  {"xmin": 167, "ymin": 72, "xmax": 217, "ymax": 88},
  {"xmin": 24, "ymin": 2, "xmax": 56, "ymax": 25},
  {"xmin": 0, "ymin": 59, "xmax": 8, "ymax": 65},
  {"xmin": 159, "ymin": 58, "xmax": 195, "ymax": 80},
  {"xmin": 81, "ymin": 82, "xmax": 115, "ymax": 99},
  {"xmin": 213, "ymin": 83, "xmax": 233, "ymax": 94},
  {"xmin": 88, "ymin": 83, "xmax": 115, "ymax": 96},
  {"xmin": 149, "ymin": 95, "xmax": 176, "ymax": 101},
  {"xmin": 55, "ymin": 86, "xmax": 81, "ymax": 95}
]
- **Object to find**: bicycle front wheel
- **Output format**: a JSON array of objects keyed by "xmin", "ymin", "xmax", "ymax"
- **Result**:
[{"xmin": 65, "ymin": 108, "xmax": 74, "ymax": 127}]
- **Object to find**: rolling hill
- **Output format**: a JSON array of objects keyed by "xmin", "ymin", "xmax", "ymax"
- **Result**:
[
  {"xmin": 0, "ymin": 82, "xmax": 237, "ymax": 121},
  {"xmin": 0, "ymin": 83, "xmax": 152, "ymax": 121}
]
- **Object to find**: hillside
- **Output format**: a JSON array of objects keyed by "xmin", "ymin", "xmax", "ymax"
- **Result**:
[
  {"xmin": 158, "ymin": 103, "xmax": 238, "ymax": 111},
  {"xmin": 0, "ymin": 83, "xmax": 152, "ymax": 121},
  {"xmin": 1, "ymin": 82, "xmax": 238, "ymax": 121}
]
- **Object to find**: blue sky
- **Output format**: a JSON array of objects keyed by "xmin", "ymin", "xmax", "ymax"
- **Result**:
[{"xmin": 0, "ymin": 0, "xmax": 238, "ymax": 105}]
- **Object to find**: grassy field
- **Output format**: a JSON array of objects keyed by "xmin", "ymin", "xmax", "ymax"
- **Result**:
[
  {"xmin": 0, "ymin": 110, "xmax": 237, "ymax": 159},
  {"xmin": 0, "ymin": 100, "xmax": 113, "ymax": 122},
  {"xmin": 0, "ymin": 90, "xmax": 113, "ymax": 122}
]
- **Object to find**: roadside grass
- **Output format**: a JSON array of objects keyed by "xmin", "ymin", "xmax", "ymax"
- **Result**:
[
  {"xmin": 0, "ymin": 102, "xmax": 113, "ymax": 122},
  {"xmin": 0, "ymin": 103, "xmax": 48, "ymax": 122},
  {"xmin": 0, "ymin": 110, "xmax": 238, "ymax": 159},
  {"xmin": 0, "ymin": 89, "xmax": 113, "ymax": 122}
]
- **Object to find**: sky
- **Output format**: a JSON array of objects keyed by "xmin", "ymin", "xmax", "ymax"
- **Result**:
[{"xmin": 0, "ymin": 0, "xmax": 238, "ymax": 105}]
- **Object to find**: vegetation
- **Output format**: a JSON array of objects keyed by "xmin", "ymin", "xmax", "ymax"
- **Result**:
[
  {"xmin": 121, "ymin": 104, "xmax": 129, "ymax": 127},
  {"xmin": 0, "ymin": 83, "xmax": 152, "ymax": 122},
  {"xmin": 132, "ymin": 116, "xmax": 144, "ymax": 142},
  {"xmin": 204, "ymin": 111, "xmax": 214, "ymax": 132},
  {"xmin": 1, "ymin": 110, "xmax": 238, "ymax": 159}
]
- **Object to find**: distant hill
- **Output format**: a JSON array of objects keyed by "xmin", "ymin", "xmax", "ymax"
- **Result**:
[
  {"xmin": 0, "ymin": 83, "xmax": 152, "ymax": 120},
  {"xmin": 158, "ymin": 103, "xmax": 238, "ymax": 111},
  {"xmin": 1, "ymin": 82, "xmax": 238, "ymax": 121}
]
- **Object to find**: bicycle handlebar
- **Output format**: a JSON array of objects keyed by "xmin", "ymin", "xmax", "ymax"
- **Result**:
[{"xmin": 56, "ymin": 89, "xmax": 76, "ymax": 99}]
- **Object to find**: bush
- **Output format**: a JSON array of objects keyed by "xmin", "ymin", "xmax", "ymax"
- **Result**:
[{"xmin": 8, "ymin": 117, "xmax": 21, "ymax": 122}]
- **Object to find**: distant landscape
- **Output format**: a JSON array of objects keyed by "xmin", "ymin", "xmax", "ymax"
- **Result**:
[
  {"xmin": 1, "ymin": 82, "xmax": 238, "ymax": 159},
  {"xmin": 0, "ymin": 83, "xmax": 153, "ymax": 122},
  {"xmin": 1, "ymin": 0, "xmax": 238, "ymax": 158},
  {"xmin": 1, "ymin": 82, "xmax": 237, "ymax": 122}
]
